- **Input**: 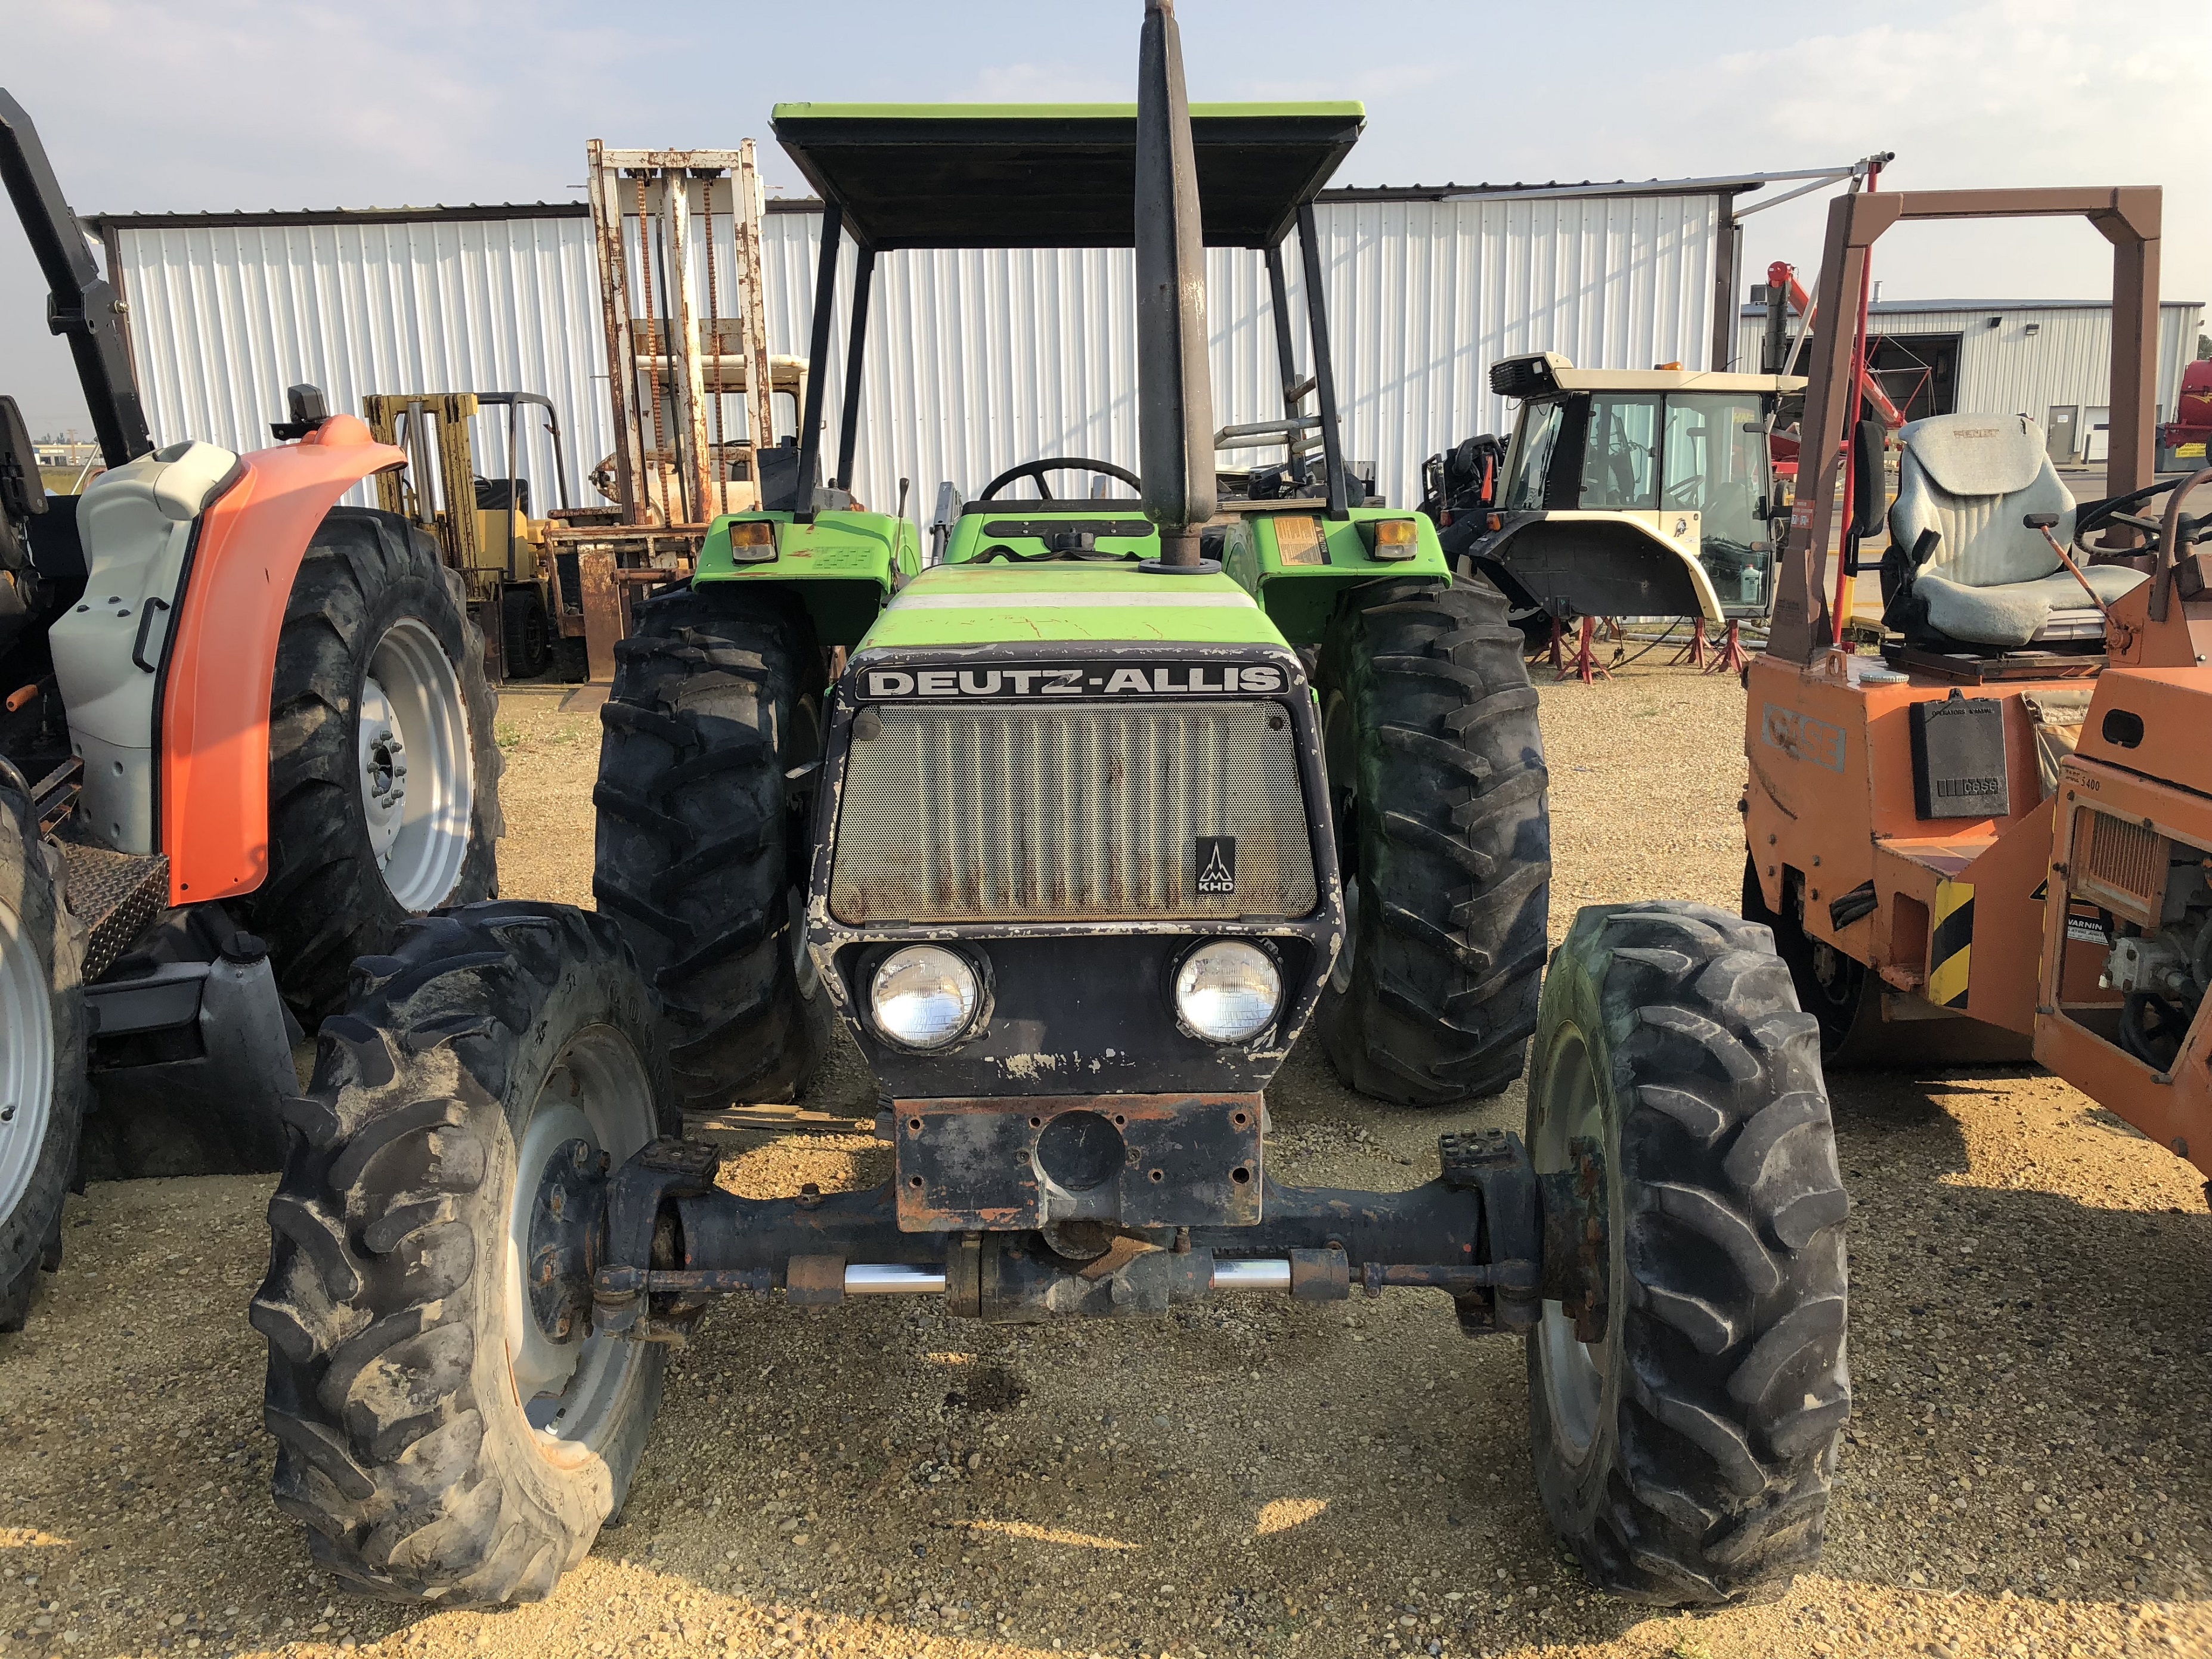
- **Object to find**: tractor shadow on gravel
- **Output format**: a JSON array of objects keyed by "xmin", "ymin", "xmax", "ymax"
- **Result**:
[{"xmin": 1819, "ymin": 1062, "xmax": 2212, "ymax": 1610}]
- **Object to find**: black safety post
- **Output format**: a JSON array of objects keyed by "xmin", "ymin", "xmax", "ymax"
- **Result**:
[
  {"xmin": 1295, "ymin": 200, "xmax": 1348, "ymax": 519},
  {"xmin": 835, "ymin": 247, "xmax": 875, "ymax": 495},
  {"xmin": 792, "ymin": 202, "xmax": 842, "ymax": 520},
  {"xmin": 1265, "ymin": 242, "xmax": 1300, "ymax": 417}
]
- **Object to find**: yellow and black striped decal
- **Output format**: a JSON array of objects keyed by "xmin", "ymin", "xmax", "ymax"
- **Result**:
[{"xmin": 1928, "ymin": 879, "xmax": 1975, "ymax": 1009}]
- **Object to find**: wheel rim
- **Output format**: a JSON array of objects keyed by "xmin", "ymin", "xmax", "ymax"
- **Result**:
[
  {"xmin": 0, "ymin": 898, "xmax": 54, "ymax": 1224},
  {"xmin": 503, "ymin": 1024, "xmax": 655, "ymax": 1461},
  {"xmin": 1533, "ymin": 1022, "xmax": 1609, "ymax": 1458},
  {"xmin": 357, "ymin": 618, "xmax": 473, "ymax": 911}
]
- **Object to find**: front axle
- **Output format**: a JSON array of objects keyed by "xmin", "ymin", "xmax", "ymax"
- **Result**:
[{"xmin": 582, "ymin": 1128, "xmax": 1600, "ymax": 1337}]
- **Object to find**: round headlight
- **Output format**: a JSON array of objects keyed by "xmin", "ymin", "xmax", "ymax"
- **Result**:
[
  {"xmin": 870, "ymin": 946, "xmax": 981, "ymax": 1049},
  {"xmin": 1174, "ymin": 940, "xmax": 1281, "ymax": 1044}
]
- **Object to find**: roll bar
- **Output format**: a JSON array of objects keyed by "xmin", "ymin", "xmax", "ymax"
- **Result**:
[{"xmin": 0, "ymin": 89, "xmax": 153, "ymax": 469}]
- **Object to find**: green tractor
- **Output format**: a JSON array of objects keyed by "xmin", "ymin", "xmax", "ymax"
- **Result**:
[{"xmin": 250, "ymin": 0, "xmax": 1849, "ymax": 1612}]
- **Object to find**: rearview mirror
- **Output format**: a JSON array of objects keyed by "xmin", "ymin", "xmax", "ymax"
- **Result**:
[{"xmin": 1851, "ymin": 418, "xmax": 1887, "ymax": 540}]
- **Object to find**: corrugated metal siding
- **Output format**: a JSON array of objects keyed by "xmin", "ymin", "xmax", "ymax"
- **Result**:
[
  {"xmin": 116, "ymin": 217, "xmax": 610, "ymax": 506},
  {"xmin": 113, "ymin": 191, "xmax": 1724, "ymax": 514},
  {"xmin": 1736, "ymin": 302, "xmax": 2203, "ymax": 433}
]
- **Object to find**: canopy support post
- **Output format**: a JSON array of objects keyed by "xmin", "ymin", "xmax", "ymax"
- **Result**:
[
  {"xmin": 1265, "ymin": 242, "xmax": 1301, "ymax": 417},
  {"xmin": 1296, "ymin": 201, "xmax": 1349, "ymax": 520},
  {"xmin": 836, "ymin": 247, "xmax": 876, "ymax": 495},
  {"xmin": 793, "ymin": 203, "xmax": 842, "ymax": 521}
]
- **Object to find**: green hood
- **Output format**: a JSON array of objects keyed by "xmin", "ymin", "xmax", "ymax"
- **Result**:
[{"xmin": 857, "ymin": 563, "xmax": 1291, "ymax": 652}]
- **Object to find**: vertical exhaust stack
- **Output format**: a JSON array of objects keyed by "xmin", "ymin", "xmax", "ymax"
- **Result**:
[{"xmin": 1133, "ymin": 0, "xmax": 1216, "ymax": 569}]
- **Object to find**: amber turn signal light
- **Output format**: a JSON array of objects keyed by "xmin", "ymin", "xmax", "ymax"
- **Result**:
[
  {"xmin": 727, "ymin": 518, "xmax": 778, "ymax": 563},
  {"xmin": 1359, "ymin": 517, "xmax": 1419, "ymax": 561}
]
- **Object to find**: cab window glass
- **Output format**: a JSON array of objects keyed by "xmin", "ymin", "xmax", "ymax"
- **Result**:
[
  {"xmin": 1578, "ymin": 396, "xmax": 1659, "ymax": 509},
  {"xmin": 1662, "ymin": 393, "xmax": 1766, "ymax": 546},
  {"xmin": 1501, "ymin": 401, "xmax": 1564, "ymax": 511},
  {"xmin": 1664, "ymin": 392, "xmax": 1774, "ymax": 610}
]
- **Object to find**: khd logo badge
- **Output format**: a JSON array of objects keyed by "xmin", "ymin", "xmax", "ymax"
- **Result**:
[{"xmin": 1195, "ymin": 836, "xmax": 1237, "ymax": 895}]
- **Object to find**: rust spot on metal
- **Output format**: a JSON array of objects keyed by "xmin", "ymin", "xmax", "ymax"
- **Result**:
[{"xmin": 893, "ymin": 1092, "xmax": 1263, "ymax": 1233}]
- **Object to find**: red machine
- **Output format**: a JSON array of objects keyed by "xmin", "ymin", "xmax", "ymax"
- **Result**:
[
  {"xmin": 1762, "ymin": 259, "xmax": 1907, "ymax": 482},
  {"xmin": 2161, "ymin": 358, "xmax": 2211, "ymax": 471}
]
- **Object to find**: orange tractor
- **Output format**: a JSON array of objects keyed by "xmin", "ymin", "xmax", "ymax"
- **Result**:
[
  {"xmin": 0, "ymin": 89, "xmax": 504, "ymax": 1330},
  {"xmin": 1748, "ymin": 182, "xmax": 2212, "ymax": 1181}
]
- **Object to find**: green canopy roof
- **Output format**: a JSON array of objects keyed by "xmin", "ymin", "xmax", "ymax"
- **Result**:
[{"xmin": 768, "ymin": 103, "xmax": 1364, "ymax": 251}]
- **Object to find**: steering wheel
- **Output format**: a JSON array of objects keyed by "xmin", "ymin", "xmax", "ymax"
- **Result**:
[
  {"xmin": 978, "ymin": 457, "xmax": 1142, "ymax": 501},
  {"xmin": 2074, "ymin": 473, "xmax": 2212, "ymax": 561}
]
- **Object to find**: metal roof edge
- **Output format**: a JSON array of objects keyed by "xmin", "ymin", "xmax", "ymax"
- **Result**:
[
  {"xmin": 89, "ymin": 201, "xmax": 593, "ymax": 231},
  {"xmin": 1742, "ymin": 296, "xmax": 2203, "ymax": 315},
  {"xmin": 93, "ymin": 173, "xmax": 1773, "ymax": 232},
  {"xmin": 1321, "ymin": 176, "xmax": 1767, "ymax": 204}
]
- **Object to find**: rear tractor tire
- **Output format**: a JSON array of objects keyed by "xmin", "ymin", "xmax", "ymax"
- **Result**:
[
  {"xmin": 593, "ymin": 585, "xmax": 828, "ymax": 1112},
  {"xmin": 0, "ymin": 790, "xmax": 88, "ymax": 1333},
  {"xmin": 1315, "ymin": 575, "xmax": 1551, "ymax": 1106},
  {"xmin": 1527, "ymin": 900, "xmax": 1851, "ymax": 1605},
  {"xmin": 251, "ymin": 902, "xmax": 677, "ymax": 1604},
  {"xmin": 244, "ymin": 507, "xmax": 504, "ymax": 1023}
]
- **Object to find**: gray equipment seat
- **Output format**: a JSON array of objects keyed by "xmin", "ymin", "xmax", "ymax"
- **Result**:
[{"xmin": 1886, "ymin": 413, "xmax": 2146, "ymax": 650}]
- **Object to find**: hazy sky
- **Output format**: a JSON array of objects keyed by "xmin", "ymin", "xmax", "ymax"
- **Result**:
[{"xmin": 3, "ymin": 0, "xmax": 2205, "ymax": 437}]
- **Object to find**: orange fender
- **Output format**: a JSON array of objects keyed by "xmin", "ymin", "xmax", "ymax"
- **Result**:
[{"xmin": 160, "ymin": 415, "xmax": 407, "ymax": 904}]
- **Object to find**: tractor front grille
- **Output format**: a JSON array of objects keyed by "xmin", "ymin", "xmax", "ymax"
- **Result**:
[{"xmin": 829, "ymin": 700, "xmax": 1316, "ymax": 924}]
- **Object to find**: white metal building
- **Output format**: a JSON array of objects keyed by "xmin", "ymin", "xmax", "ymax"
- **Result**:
[
  {"xmin": 1736, "ymin": 297, "xmax": 2204, "ymax": 463},
  {"xmin": 93, "ymin": 174, "xmax": 1759, "ymax": 516}
]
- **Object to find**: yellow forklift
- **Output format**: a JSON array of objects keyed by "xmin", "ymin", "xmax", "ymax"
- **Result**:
[{"xmin": 361, "ymin": 391, "xmax": 577, "ymax": 680}]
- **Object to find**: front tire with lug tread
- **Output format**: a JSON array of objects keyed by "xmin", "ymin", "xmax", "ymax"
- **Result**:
[
  {"xmin": 1528, "ymin": 900, "xmax": 1850, "ymax": 1605},
  {"xmin": 250, "ymin": 901, "xmax": 677, "ymax": 1604},
  {"xmin": 1315, "ymin": 575, "xmax": 1551, "ymax": 1106}
]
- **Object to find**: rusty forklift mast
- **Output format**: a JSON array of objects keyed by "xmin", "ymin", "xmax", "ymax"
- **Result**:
[{"xmin": 541, "ymin": 141, "xmax": 811, "ymax": 681}]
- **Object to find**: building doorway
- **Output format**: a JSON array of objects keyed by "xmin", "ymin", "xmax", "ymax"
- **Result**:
[
  {"xmin": 2046, "ymin": 405, "xmax": 2079, "ymax": 463},
  {"xmin": 1866, "ymin": 332, "xmax": 1960, "ymax": 422}
]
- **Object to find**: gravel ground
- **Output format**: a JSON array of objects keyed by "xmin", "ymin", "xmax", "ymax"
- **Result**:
[{"xmin": 4, "ymin": 656, "xmax": 2210, "ymax": 1659}]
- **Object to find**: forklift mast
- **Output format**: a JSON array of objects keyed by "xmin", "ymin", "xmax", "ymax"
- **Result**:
[
  {"xmin": 1768, "ymin": 185, "xmax": 2160, "ymax": 662},
  {"xmin": 0, "ymin": 90, "xmax": 153, "ymax": 469}
]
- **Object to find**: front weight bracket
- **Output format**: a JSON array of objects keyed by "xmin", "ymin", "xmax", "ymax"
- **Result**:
[{"xmin": 1439, "ymin": 1129, "xmax": 1542, "ymax": 1332}]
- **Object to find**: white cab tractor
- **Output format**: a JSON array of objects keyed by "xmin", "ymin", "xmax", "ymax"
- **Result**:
[{"xmin": 1440, "ymin": 353, "xmax": 1807, "ymax": 652}]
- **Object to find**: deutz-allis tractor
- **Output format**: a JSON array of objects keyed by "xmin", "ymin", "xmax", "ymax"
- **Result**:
[{"xmin": 252, "ymin": 2, "xmax": 1849, "ymax": 1610}]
